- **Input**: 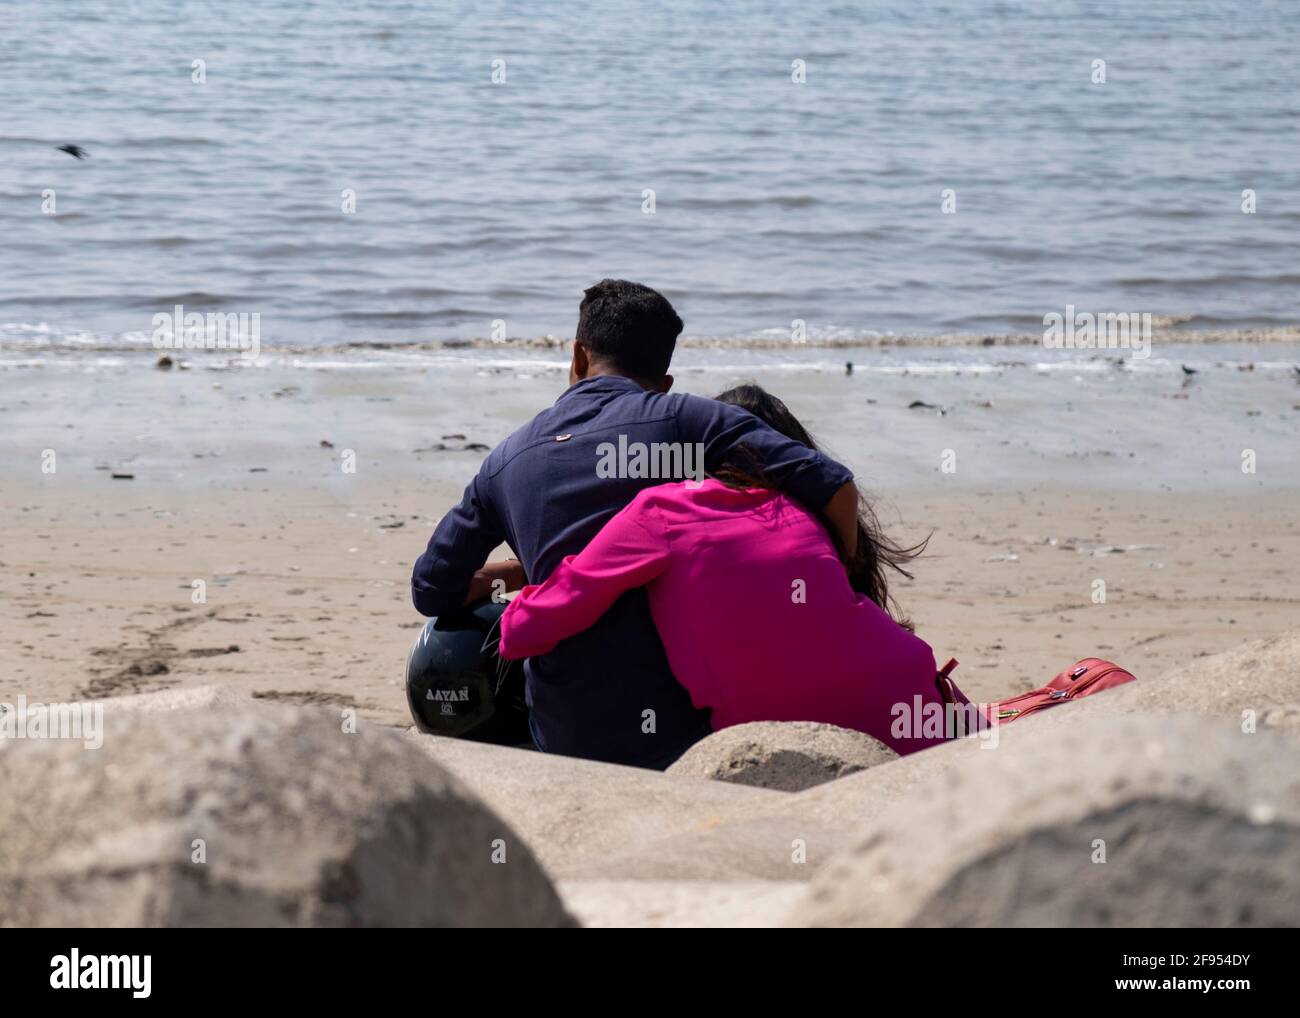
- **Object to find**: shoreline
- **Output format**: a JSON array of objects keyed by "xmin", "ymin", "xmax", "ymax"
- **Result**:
[
  {"xmin": 3, "ymin": 323, "xmax": 1300, "ymax": 359},
  {"xmin": 4, "ymin": 339, "xmax": 1297, "ymax": 494},
  {"xmin": 448, "ymin": 323, "xmax": 1300, "ymax": 352}
]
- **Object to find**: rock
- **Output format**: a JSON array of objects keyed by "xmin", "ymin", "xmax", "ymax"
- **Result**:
[
  {"xmin": 761, "ymin": 633, "xmax": 1300, "ymax": 846},
  {"xmin": 1073, "ymin": 631, "xmax": 1300, "ymax": 720},
  {"xmin": 571, "ymin": 811, "xmax": 860, "ymax": 883},
  {"xmin": 586, "ymin": 727, "xmax": 977, "ymax": 883},
  {"xmin": 402, "ymin": 728, "xmax": 911, "ymax": 885},
  {"xmin": 666, "ymin": 721, "xmax": 896, "ymax": 791},
  {"xmin": 1262, "ymin": 703, "xmax": 1300, "ymax": 732},
  {"xmin": 749, "ymin": 724, "xmax": 980, "ymax": 831},
  {"xmin": 0, "ymin": 701, "xmax": 573, "ymax": 927},
  {"xmin": 94, "ymin": 683, "xmax": 250, "ymax": 716},
  {"xmin": 559, "ymin": 879, "xmax": 806, "ymax": 928},
  {"xmin": 403, "ymin": 731, "xmax": 785, "ymax": 879},
  {"xmin": 785, "ymin": 712, "xmax": 1300, "ymax": 927}
]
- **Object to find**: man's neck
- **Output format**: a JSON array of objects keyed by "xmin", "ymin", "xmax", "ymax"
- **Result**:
[{"xmin": 578, "ymin": 367, "xmax": 649, "ymax": 389}]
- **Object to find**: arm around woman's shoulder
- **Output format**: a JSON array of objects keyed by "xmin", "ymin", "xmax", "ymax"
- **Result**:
[{"xmin": 498, "ymin": 491, "xmax": 672, "ymax": 659}]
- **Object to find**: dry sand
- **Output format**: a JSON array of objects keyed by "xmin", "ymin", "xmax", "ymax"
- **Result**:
[{"xmin": 3, "ymin": 476, "xmax": 1296, "ymax": 717}]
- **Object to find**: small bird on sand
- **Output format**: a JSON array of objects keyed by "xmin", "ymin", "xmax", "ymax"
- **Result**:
[
  {"xmin": 56, "ymin": 144, "xmax": 89, "ymax": 159},
  {"xmin": 1181, "ymin": 364, "xmax": 1198, "ymax": 376},
  {"xmin": 845, "ymin": 361, "xmax": 853, "ymax": 376}
]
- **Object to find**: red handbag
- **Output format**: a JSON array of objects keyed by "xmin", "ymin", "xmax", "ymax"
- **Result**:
[{"xmin": 934, "ymin": 657, "xmax": 1137, "ymax": 728}]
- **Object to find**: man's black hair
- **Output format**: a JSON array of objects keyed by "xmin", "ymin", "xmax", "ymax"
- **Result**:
[{"xmin": 575, "ymin": 279, "xmax": 682, "ymax": 380}]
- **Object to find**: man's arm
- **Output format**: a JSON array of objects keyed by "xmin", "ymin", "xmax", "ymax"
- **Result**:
[
  {"xmin": 411, "ymin": 470, "xmax": 510, "ymax": 616},
  {"xmin": 674, "ymin": 394, "xmax": 859, "ymax": 559},
  {"xmin": 464, "ymin": 558, "xmax": 527, "ymax": 605},
  {"xmin": 822, "ymin": 480, "xmax": 859, "ymax": 561}
]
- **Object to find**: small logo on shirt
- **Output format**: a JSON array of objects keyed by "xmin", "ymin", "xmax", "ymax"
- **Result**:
[{"xmin": 555, "ymin": 434, "xmax": 572, "ymax": 441}]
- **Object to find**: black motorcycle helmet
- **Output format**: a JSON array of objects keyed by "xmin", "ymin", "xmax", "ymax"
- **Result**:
[{"xmin": 405, "ymin": 602, "xmax": 530, "ymax": 744}]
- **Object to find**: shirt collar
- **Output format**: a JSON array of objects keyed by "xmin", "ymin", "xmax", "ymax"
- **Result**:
[{"xmin": 554, "ymin": 374, "xmax": 646, "ymax": 404}]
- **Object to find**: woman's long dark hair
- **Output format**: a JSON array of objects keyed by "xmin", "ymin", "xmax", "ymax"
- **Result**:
[{"xmin": 712, "ymin": 384, "xmax": 927, "ymax": 631}]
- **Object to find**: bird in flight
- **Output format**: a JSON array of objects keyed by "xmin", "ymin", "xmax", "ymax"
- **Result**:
[{"xmin": 56, "ymin": 144, "xmax": 90, "ymax": 159}]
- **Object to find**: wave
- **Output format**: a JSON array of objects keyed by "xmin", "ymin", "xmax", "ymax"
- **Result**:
[
  {"xmin": 669, "ymin": 195, "xmax": 820, "ymax": 211},
  {"xmin": 1118, "ymin": 273, "xmax": 1300, "ymax": 288},
  {"xmin": 4, "ymin": 321, "xmax": 1300, "ymax": 359}
]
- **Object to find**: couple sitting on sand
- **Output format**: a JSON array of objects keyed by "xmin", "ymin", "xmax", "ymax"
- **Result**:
[{"xmin": 408, "ymin": 279, "xmax": 963, "ymax": 769}]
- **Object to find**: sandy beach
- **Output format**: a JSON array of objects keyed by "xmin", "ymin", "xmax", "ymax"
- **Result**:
[
  {"xmin": 5, "ymin": 345, "xmax": 1300, "ymax": 933},
  {"xmin": 6, "ymin": 479, "xmax": 1297, "ymax": 718},
  {"xmin": 4, "ymin": 342, "xmax": 1298, "ymax": 717},
  {"xmin": 5, "ymin": 331, "xmax": 1299, "ymax": 935}
]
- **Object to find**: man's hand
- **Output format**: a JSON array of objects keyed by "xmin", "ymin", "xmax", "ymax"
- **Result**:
[
  {"xmin": 463, "ymin": 558, "xmax": 527, "ymax": 605},
  {"xmin": 823, "ymin": 481, "xmax": 859, "ymax": 562}
]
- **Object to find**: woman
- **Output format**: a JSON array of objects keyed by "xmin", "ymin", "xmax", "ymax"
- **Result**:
[{"xmin": 498, "ymin": 384, "xmax": 959, "ymax": 754}]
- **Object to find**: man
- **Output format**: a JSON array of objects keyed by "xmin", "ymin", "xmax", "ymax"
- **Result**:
[{"xmin": 411, "ymin": 279, "xmax": 859, "ymax": 769}]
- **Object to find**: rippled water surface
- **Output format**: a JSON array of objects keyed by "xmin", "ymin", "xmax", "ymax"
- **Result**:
[{"xmin": 2, "ymin": 0, "xmax": 1298, "ymax": 351}]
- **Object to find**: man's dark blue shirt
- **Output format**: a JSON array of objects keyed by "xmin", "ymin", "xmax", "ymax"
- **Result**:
[{"xmin": 411, "ymin": 375, "xmax": 853, "ymax": 769}]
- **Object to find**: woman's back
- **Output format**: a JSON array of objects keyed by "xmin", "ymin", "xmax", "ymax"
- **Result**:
[
  {"xmin": 501, "ymin": 479, "xmax": 946, "ymax": 754},
  {"xmin": 640, "ymin": 480, "xmax": 940, "ymax": 750}
]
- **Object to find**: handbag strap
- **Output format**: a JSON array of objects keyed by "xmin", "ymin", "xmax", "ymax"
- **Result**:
[{"xmin": 934, "ymin": 657, "xmax": 960, "ymax": 706}]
